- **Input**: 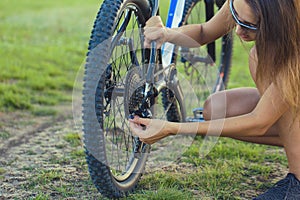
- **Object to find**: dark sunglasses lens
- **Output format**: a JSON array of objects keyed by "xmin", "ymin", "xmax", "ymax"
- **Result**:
[{"xmin": 230, "ymin": 0, "xmax": 257, "ymax": 31}]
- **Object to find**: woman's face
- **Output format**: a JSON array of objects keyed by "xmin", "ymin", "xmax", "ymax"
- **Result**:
[{"xmin": 232, "ymin": 0, "xmax": 258, "ymax": 41}]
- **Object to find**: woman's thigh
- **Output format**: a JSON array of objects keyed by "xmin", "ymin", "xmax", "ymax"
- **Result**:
[
  {"xmin": 203, "ymin": 87, "xmax": 279, "ymax": 137},
  {"xmin": 203, "ymin": 87, "xmax": 260, "ymax": 120}
]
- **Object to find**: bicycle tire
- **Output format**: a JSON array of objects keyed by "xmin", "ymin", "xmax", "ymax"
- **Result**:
[
  {"xmin": 161, "ymin": 88, "xmax": 182, "ymax": 122},
  {"xmin": 82, "ymin": 0, "xmax": 151, "ymax": 198}
]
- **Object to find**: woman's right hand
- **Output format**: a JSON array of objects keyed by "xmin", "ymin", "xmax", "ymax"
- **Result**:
[
  {"xmin": 144, "ymin": 16, "xmax": 169, "ymax": 48},
  {"xmin": 129, "ymin": 115, "xmax": 173, "ymax": 145}
]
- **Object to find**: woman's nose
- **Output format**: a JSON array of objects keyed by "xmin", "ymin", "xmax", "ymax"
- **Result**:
[{"xmin": 235, "ymin": 24, "xmax": 244, "ymax": 35}]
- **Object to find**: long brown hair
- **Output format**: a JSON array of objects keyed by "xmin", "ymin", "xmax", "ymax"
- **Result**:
[{"xmin": 247, "ymin": 0, "xmax": 300, "ymax": 111}]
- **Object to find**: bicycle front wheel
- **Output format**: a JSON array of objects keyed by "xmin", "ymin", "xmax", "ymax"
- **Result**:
[{"xmin": 82, "ymin": 0, "xmax": 151, "ymax": 198}]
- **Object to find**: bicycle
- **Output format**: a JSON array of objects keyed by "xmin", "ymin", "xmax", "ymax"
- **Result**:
[{"xmin": 82, "ymin": 0, "xmax": 233, "ymax": 198}]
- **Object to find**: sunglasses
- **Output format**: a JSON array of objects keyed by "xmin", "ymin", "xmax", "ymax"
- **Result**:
[{"xmin": 229, "ymin": 0, "xmax": 258, "ymax": 31}]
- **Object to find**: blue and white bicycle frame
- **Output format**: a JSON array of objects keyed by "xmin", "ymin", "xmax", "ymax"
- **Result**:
[{"xmin": 161, "ymin": 0, "xmax": 186, "ymax": 67}]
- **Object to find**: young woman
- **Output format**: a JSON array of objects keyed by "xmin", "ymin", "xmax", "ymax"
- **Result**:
[{"xmin": 129, "ymin": 0, "xmax": 300, "ymax": 198}]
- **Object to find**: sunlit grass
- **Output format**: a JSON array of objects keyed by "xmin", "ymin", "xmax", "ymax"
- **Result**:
[{"xmin": 0, "ymin": 0, "xmax": 100, "ymax": 112}]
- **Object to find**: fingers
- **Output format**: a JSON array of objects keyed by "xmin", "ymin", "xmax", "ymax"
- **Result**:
[
  {"xmin": 128, "ymin": 116, "xmax": 152, "ymax": 138},
  {"xmin": 129, "ymin": 115, "xmax": 150, "ymax": 125},
  {"xmin": 145, "ymin": 16, "xmax": 163, "ymax": 27},
  {"xmin": 129, "ymin": 119, "xmax": 144, "ymax": 133},
  {"xmin": 143, "ymin": 16, "xmax": 167, "ymax": 48},
  {"xmin": 128, "ymin": 116, "xmax": 150, "ymax": 142},
  {"xmin": 144, "ymin": 29, "xmax": 165, "ymax": 48},
  {"xmin": 128, "ymin": 116, "xmax": 168, "ymax": 145}
]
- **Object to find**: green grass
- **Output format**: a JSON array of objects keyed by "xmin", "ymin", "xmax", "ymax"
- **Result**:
[
  {"xmin": 30, "ymin": 193, "xmax": 51, "ymax": 200},
  {"xmin": 25, "ymin": 169, "xmax": 64, "ymax": 190},
  {"xmin": 0, "ymin": 167, "xmax": 6, "ymax": 175},
  {"xmin": 63, "ymin": 132, "xmax": 82, "ymax": 147},
  {"xmin": 0, "ymin": 130, "xmax": 10, "ymax": 139},
  {"xmin": 0, "ymin": 0, "xmax": 288, "ymax": 199},
  {"xmin": 229, "ymin": 39, "xmax": 256, "ymax": 88},
  {"xmin": 134, "ymin": 137, "xmax": 286, "ymax": 199},
  {"xmin": 0, "ymin": 0, "xmax": 100, "ymax": 112}
]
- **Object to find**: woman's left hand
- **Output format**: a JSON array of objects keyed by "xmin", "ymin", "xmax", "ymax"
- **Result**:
[{"xmin": 129, "ymin": 116, "xmax": 172, "ymax": 144}]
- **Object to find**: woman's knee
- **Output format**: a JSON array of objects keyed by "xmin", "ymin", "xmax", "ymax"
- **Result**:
[
  {"xmin": 203, "ymin": 88, "xmax": 260, "ymax": 121},
  {"xmin": 203, "ymin": 92, "xmax": 227, "ymax": 120},
  {"xmin": 203, "ymin": 98, "xmax": 213, "ymax": 120},
  {"xmin": 203, "ymin": 97, "xmax": 212, "ymax": 120}
]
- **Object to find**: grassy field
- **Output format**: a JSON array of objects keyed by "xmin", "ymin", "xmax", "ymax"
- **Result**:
[
  {"xmin": 0, "ymin": 0, "xmax": 287, "ymax": 199},
  {"xmin": 0, "ymin": 0, "xmax": 100, "ymax": 114}
]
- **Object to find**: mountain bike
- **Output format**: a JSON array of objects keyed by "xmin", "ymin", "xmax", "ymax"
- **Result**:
[{"xmin": 82, "ymin": 0, "xmax": 232, "ymax": 198}]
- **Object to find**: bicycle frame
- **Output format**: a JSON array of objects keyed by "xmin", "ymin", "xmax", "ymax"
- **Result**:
[
  {"xmin": 147, "ymin": 0, "xmax": 219, "ymax": 72},
  {"xmin": 143, "ymin": 0, "xmax": 207, "ymax": 121},
  {"xmin": 146, "ymin": 0, "xmax": 185, "ymax": 85},
  {"xmin": 143, "ymin": 0, "xmax": 187, "ymax": 120},
  {"xmin": 162, "ymin": 0, "xmax": 186, "ymax": 67},
  {"xmin": 144, "ymin": 0, "xmax": 206, "ymax": 121},
  {"xmin": 143, "ymin": 0, "xmax": 218, "ymax": 121}
]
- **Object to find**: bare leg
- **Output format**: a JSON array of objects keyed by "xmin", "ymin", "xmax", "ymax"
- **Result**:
[
  {"xmin": 254, "ymin": 113, "xmax": 300, "ymax": 198},
  {"xmin": 203, "ymin": 87, "xmax": 260, "ymax": 119},
  {"xmin": 203, "ymin": 87, "xmax": 283, "ymax": 147},
  {"xmin": 276, "ymin": 111, "xmax": 300, "ymax": 179}
]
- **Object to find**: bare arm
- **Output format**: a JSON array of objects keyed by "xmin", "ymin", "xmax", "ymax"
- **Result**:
[
  {"xmin": 129, "ymin": 83, "xmax": 289, "ymax": 144},
  {"xmin": 174, "ymin": 83, "xmax": 288, "ymax": 137},
  {"xmin": 144, "ymin": 1, "xmax": 234, "ymax": 48}
]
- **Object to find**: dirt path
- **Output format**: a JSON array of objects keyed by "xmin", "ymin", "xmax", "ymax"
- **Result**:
[{"xmin": 0, "ymin": 108, "xmax": 103, "ymax": 199}]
